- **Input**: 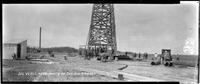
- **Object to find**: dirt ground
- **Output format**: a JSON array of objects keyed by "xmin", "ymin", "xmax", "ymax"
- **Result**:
[
  {"xmin": 116, "ymin": 60, "xmax": 198, "ymax": 83},
  {"xmin": 2, "ymin": 53, "xmax": 199, "ymax": 83},
  {"xmin": 2, "ymin": 54, "xmax": 123, "ymax": 82},
  {"xmin": 2, "ymin": 62, "xmax": 120, "ymax": 81}
]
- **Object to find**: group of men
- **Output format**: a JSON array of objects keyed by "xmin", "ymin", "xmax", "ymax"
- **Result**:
[
  {"xmin": 80, "ymin": 46, "xmax": 115, "ymax": 60},
  {"xmin": 132, "ymin": 52, "xmax": 148, "ymax": 60}
]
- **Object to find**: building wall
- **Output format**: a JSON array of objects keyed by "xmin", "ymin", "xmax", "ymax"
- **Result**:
[
  {"xmin": 3, "ymin": 44, "xmax": 17, "ymax": 59},
  {"xmin": 20, "ymin": 40, "xmax": 27, "ymax": 59},
  {"xmin": 3, "ymin": 40, "xmax": 27, "ymax": 59}
]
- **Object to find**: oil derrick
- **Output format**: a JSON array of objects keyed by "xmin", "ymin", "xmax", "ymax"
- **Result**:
[{"xmin": 86, "ymin": 4, "xmax": 117, "ymax": 58}]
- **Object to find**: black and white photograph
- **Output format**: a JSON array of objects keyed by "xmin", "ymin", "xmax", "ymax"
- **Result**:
[{"xmin": 2, "ymin": 1, "xmax": 199, "ymax": 83}]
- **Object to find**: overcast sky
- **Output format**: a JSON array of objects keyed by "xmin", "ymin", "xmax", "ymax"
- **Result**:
[{"xmin": 3, "ymin": 2, "xmax": 198, "ymax": 55}]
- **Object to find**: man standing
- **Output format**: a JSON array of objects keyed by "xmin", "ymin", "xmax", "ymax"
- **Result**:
[
  {"xmin": 154, "ymin": 53, "xmax": 158, "ymax": 58},
  {"xmin": 154, "ymin": 53, "xmax": 161, "ymax": 64}
]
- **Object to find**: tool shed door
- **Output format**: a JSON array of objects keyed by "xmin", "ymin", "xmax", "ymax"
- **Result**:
[{"xmin": 17, "ymin": 44, "xmax": 21, "ymax": 59}]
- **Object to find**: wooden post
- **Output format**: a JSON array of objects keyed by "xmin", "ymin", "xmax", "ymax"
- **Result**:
[
  {"xmin": 64, "ymin": 56, "xmax": 67, "ymax": 60},
  {"xmin": 118, "ymin": 74, "xmax": 124, "ymax": 80}
]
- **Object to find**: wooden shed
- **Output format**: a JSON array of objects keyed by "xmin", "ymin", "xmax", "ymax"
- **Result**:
[{"xmin": 3, "ymin": 40, "xmax": 27, "ymax": 59}]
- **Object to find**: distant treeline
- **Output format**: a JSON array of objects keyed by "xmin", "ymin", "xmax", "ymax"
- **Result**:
[{"xmin": 27, "ymin": 46, "xmax": 78, "ymax": 53}]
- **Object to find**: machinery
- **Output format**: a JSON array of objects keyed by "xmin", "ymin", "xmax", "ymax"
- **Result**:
[
  {"xmin": 150, "ymin": 53, "xmax": 161, "ymax": 65},
  {"xmin": 151, "ymin": 49, "xmax": 173, "ymax": 67},
  {"xmin": 162, "ymin": 49, "xmax": 173, "ymax": 66}
]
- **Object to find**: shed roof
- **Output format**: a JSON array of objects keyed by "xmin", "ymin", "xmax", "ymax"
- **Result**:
[{"xmin": 3, "ymin": 39, "xmax": 27, "ymax": 44}]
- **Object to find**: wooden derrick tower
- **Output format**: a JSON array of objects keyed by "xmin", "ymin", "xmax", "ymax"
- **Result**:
[{"xmin": 86, "ymin": 4, "xmax": 117, "ymax": 58}]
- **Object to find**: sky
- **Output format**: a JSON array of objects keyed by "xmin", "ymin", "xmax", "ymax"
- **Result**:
[{"xmin": 3, "ymin": 2, "xmax": 199, "ymax": 55}]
